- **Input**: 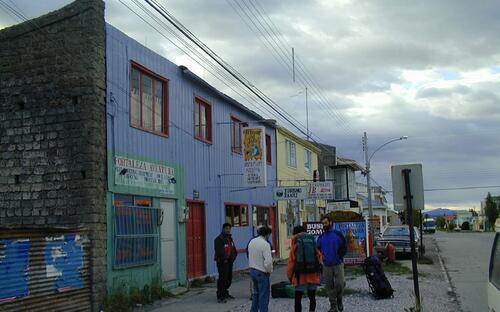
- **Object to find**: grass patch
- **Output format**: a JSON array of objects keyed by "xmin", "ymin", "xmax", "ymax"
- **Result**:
[
  {"xmin": 417, "ymin": 256, "xmax": 434, "ymax": 265},
  {"xmin": 100, "ymin": 280, "xmax": 173, "ymax": 312},
  {"xmin": 344, "ymin": 265, "xmax": 365, "ymax": 276},
  {"xmin": 382, "ymin": 261, "xmax": 412, "ymax": 275}
]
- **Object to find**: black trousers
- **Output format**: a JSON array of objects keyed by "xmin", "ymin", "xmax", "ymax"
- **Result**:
[
  {"xmin": 294, "ymin": 289, "xmax": 316, "ymax": 312},
  {"xmin": 216, "ymin": 261, "xmax": 233, "ymax": 299}
]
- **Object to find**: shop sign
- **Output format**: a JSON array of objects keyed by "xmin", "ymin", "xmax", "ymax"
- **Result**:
[
  {"xmin": 307, "ymin": 181, "xmax": 334, "ymax": 200},
  {"xmin": 114, "ymin": 156, "xmax": 176, "ymax": 195},
  {"xmin": 242, "ymin": 127, "xmax": 267, "ymax": 187},
  {"xmin": 274, "ymin": 186, "xmax": 307, "ymax": 200},
  {"xmin": 303, "ymin": 221, "xmax": 324, "ymax": 236},
  {"xmin": 327, "ymin": 201, "xmax": 351, "ymax": 212}
]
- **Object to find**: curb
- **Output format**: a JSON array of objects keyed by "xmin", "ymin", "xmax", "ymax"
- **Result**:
[{"xmin": 434, "ymin": 240, "xmax": 463, "ymax": 312}]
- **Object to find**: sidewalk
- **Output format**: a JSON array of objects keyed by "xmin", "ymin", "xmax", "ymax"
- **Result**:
[
  {"xmin": 141, "ymin": 264, "xmax": 289, "ymax": 312},
  {"xmin": 140, "ymin": 237, "xmax": 461, "ymax": 312}
]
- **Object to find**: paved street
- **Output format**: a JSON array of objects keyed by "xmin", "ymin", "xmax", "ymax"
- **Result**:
[{"xmin": 434, "ymin": 231, "xmax": 496, "ymax": 312}]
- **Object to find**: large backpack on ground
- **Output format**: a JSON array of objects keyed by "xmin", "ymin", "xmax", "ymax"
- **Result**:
[
  {"xmin": 363, "ymin": 256, "xmax": 394, "ymax": 299},
  {"xmin": 294, "ymin": 234, "xmax": 321, "ymax": 274},
  {"xmin": 271, "ymin": 281, "xmax": 295, "ymax": 298}
]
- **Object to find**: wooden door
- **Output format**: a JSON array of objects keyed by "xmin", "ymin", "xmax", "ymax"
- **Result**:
[
  {"xmin": 186, "ymin": 201, "xmax": 206, "ymax": 278},
  {"xmin": 256, "ymin": 206, "xmax": 278, "ymax": 256}
]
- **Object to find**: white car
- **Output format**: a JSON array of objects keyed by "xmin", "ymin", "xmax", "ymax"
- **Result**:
[{"xmin": 488, "ymin": 231, "xmax": 500, "ymax": 312}]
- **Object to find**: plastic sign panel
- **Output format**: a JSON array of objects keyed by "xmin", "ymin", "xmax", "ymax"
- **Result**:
[
  {"xmin": 242, "ymin": 126, "xmax": 267, "ymax": 187},
  {"xmin": 391, "ymin": 163, "xmax": 425, "ymax": 211},
  {"xmin": 307, "ymin": 181, "xmax": 334, "ymax": 200},
  {"xmin": 114, "ymin": 156, "xmax": 176, "ymax": 195},
  {"xmin": 326, "ymin": 201, "xmax": 351, "ymax": 212},
  {"xmin": 274, "ymin": 186, "xmax": 307, "ymax": 200}
]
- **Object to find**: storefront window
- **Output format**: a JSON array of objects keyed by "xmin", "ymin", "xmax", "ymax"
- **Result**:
[{"xmin": 113, "ymin": 194, "xmax": 160, "ymax": 268}]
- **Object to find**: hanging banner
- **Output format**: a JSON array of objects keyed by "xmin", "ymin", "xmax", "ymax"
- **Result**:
[
  {"xmin": 307, "ymin": 181, "xmax": 334, "ymax": 200},
  {"xmin": 243, "ymin": 127, "xmax": 267, "ymax": 187},
  {"xmin": 114, "ymin": 156, "xmax": 176, "ymax": 195}
]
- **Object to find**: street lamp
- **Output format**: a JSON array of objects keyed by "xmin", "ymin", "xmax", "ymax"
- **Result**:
[{"xmin": 362, "ymin": 132, "xmax": 408, "ymax": 254}]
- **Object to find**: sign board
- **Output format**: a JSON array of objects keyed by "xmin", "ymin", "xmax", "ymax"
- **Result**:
[
  {"xmin": 326, "ymin": 201, "xmax": 350, "ymax": 212},
  {"xmin": 335, "ymin": 221, "xmax": 368, "ymax": 265},
  {"xmin": 303, "ymin": 222, "xmax": 324, "ymax": 236},
  {"xmin": 243, "ymin": 127, "xmax": 267, "ymax": 187},
  {"xmin": 114, "ymin": 156, "xmax": 176, "ymax": 195},
  {"xmin": 391, "ymin": 163, "xmax": 425, "ymax": 211},
  {"xmin": 303, "ymin": 220, "xmax": 368, "ymax": 265},
  {"xmin": 368, "ymin": 216, "xmax": 381, "ymax": 234},
  {"xmin": 274, "ymin": 186, "xmax": 307, "ymax": 200},
  {"xmin": 307, "ymin": 181, "xmax": 334, "ymax": 200}
]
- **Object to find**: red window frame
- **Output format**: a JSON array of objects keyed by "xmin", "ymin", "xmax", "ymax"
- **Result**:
[
  {"xmin": 225, "ymin": 203, "xmax": 249, "ymax": 227},
  {"xmin": 130, "ymin": 61, "xmax": 169, "ymax": 137},
  {"xmin": 231, "ymin": 116, "xmax": 247, "ymax": 154},
  {"xmin": 194, "ymin": 96, "xmax": 213, "ymax": 144},
  {"xmin": 265, "ymin": 134, "xmax": 272, "ymax": 165}
]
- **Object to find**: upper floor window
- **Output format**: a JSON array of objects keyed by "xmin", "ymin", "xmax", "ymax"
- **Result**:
[
  {"xmin": 304, "ymin": 149, "xmax": 312, "ymax": 172},
  {"xmin": 231, "ymin": 117, "xmax": 246, "ymax": 154},
  {"xmin": 194, "ymin": 97, "xmax": 212, "ymax": 143},
  {"xmin": 130, "ymin": 63, "xmax": 168, "ymax": 136},
  {"xmin": 266, "ymin": 134, "xmax": 272, "ymax": 164},
  {"xmin": 286, "ymin": 139, "xmax": 297, "ymax": 168}
]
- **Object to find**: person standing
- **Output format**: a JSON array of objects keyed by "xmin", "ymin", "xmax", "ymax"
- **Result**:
[
  {"xmin": 214, "ymin": 223, "xmax": 238, "ymax": 303},
  {"xmin": 287, "ymin": 225, "xmax": 322, "ymax": 312},
  {"xmin": 248, "ymin": 226, "xmax": 273, "ymax": 312},
  {"xmin": 317, "ymin": 215, "xmax": 347, "ymax": 312}
]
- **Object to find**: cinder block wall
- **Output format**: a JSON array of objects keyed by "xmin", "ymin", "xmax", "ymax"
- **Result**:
[{"xmin": 0, "ymin": 0, "xmax": 107, "ymax": 309}]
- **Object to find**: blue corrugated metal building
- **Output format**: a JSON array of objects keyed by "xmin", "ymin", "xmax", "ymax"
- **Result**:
[{"xmin": 105, "ymin": 24, "xmax": 278, "ymax": 291}]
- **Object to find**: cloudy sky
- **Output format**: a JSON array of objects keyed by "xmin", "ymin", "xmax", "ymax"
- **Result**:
[{"xmin": 1, "ymin": 0, "xmax": 499, "ymax": 211}]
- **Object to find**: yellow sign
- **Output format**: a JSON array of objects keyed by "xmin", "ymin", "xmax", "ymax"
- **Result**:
[{"xmin": 242, "ymin": 127, "xmax": 267, "ymax": 187}]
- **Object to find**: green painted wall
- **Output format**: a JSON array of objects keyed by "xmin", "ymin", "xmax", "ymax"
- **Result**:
[{"xmin": 106, "ymin": 151, "xmax": 187, "ymax": 293}]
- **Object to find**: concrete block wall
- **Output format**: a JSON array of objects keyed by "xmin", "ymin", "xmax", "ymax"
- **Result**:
[{"xmin": 0, "ymin": 0, "xmax": 107, "ymax": 309}]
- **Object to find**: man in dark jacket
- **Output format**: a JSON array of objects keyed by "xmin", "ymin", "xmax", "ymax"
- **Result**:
[
  {"xmin": 214, "ymin": 223, "xmax": 238, "ymax": 303},
  {"xmin": 317, "ymin": 215, "xmax": 347, "ymax": 312}
]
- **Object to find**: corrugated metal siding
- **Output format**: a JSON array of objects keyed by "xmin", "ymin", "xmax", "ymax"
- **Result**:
[
  {"xmin": 106, "ymin": 25, "xmax": 278, "ymax": 276},
  {"xmin": 0, "ymin": 228, "xmax": 91, "ymax": 312}
]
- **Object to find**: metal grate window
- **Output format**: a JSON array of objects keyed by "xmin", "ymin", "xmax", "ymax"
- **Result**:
[{"xmin": 113, "ymin": 195, "xmax": 161, "ymax": 268}]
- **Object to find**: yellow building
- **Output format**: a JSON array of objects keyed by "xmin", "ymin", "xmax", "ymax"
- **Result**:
[{"xmin": 275, "ymin": 127, "xmax": 321, "ymax": 259}]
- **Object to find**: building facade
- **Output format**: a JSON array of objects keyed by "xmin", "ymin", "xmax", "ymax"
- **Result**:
[
  {"xmin": 0, "ymin": 1, "xmax": 107, "ymax": 311},
  {"xmin": 275, "ymin": 127, "xmax": 320, "ymax": 258},
  {"xmin": 106, "ymin": 25, "xmax": 278, "ymax": 291}
]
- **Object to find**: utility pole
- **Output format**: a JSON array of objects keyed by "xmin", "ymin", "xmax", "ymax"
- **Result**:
[
  {"xmin": 363, "ymin": 132, "xmax": 374, "ymax": 255},
  {"xmin": 305, "ymin": 87, "xmax": 309, "ymax": 140}
]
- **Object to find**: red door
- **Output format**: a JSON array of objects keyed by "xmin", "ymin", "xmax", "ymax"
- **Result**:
[
  {"xmin": 187, "ymin": 201, "xmax": 206, "ymax": 278},
  {"xmin": 256, "ymin": 206, "xmax": 278, "ymax": 256}
]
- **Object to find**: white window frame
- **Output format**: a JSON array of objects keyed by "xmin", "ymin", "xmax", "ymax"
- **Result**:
[
  {"xmin": 286, "ymin": 140, "xmax": 297, "ymax": 168},
  {"xmin": 304, "ymin": 149, "xmax": 312, "ymax": 173}
]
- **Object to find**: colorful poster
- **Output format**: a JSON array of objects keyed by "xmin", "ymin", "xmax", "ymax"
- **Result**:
[
  {"xmin": 242, "ymin": 127, "xmax": 267, "ymax": 187},
  {"xmin": 0, "ymin": 239, "xmax": 31, "ymax": 302},
  {"xmin": 114, "ymin": 156, "xmax": 176, "ymax": 195},
  {"xmin": 334, "ymin": 221, "xmax": 367, "ymax": 265}
]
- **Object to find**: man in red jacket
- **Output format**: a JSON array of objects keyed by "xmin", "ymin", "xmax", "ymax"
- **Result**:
[{"xmin": 214, "ymin": 223, "xmax": 238, "ymax": 303}]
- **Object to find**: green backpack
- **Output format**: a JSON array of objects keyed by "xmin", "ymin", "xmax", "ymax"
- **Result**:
[{"xmin": 294, "ymin": 234, "xmax": 321, "ymax": 274}]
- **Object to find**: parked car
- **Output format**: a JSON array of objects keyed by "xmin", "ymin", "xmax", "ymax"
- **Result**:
[
  {"xmin": 376, "ymin": 225, "xmax": 420, "ymax": 256},
  {"xmin": 488, "ymin": 230, "xmax": 500, "ymax": 312}
]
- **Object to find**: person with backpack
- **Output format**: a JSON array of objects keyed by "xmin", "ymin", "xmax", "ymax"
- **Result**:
[
  {"xmin": 287, "ymin": 225, "xmax": 322, "ymax": 312},
  {"xmin": 317, "ymin": 215, "xmax": 347, "ymax": 312},
  {"xmin": 214, "ymin": 223, "xmax": 238, "ymax": 303}
]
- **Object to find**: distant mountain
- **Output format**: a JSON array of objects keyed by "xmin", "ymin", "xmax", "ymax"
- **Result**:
[{"xmin": 423, "ymin": 208, "xmax": 457, "ymax": 218}]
